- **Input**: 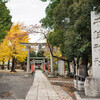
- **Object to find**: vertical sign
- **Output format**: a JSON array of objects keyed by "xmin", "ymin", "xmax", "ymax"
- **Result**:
[{"xmin": 91, "ymin": 11, "xmax": 100, "ymax": 78}]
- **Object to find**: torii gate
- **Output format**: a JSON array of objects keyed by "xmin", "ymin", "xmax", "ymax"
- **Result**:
[
  {"xmin": 30, "ymin": 57, "xmax": 46, "ymax": 71},
  {"xmin": 20, "ymin": 42, "xmax": 47, "ymax": 76}
]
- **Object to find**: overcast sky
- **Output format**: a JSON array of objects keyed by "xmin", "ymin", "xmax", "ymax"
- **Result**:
[{"xmin": 6, "ymin": 0, "xmax": 49, "ymax": 43}]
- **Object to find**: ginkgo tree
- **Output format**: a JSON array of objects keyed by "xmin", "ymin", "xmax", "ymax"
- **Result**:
[
  {"xmin": 0, "ymin": 24, "xmax": 29, "ymax": 72},
  {"xmin": 0, "ymin": 40, "xmax": 11, "ymax": 69}
]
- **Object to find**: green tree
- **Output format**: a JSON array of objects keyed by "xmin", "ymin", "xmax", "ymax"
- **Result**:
[
  {"xmin": 40, "ymin": 0, "xmax": 60, "ymax": 29},
  {"xmin": 37, "ymin": 50, "xmax": 44, "ymax": 57},
  {"xmin": 0, "ymin": 0, "xmax": 12, "ymax": 42},
  {"xmin": 30, "ymin": 51, "xmax": 37, "ymax": 57},
  {"xmin": 40, "ymin": 0, "xmax": 100, "ymax": 77}
]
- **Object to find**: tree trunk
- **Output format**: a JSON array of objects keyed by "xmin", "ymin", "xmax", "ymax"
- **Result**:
[
  {"xmin": 67, "ymin": 61, "xmax": 71, "ymax": 77},
  {"xmin": 1, "ymin": 60, "xmax": 4, "ymax": 70},
  {"xmin": 21, "ymin": 62, "xmax": 24, "ymax": 70},
  {"xmin": 73, "ymin": 60, "xmax": 76, "ymax": 75},
  {"xmin": 11, "ymin": 57, "xmax": 16, "ymax": 72},
  {"xmin": 50, "ymin": 51, "xmax": 54, "ymax": 73},
  {"xmin": 8, "ymin": 59, "xmax": 10, "ymax": 70},
  {"xmin": 80, "ymin": 57, "xmax": 88, "ymax": 78}
]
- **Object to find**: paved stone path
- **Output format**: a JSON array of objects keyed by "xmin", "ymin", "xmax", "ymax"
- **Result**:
[{"xmin": 25, "ymin": 70, "xmax": 73, "ymax": 100}]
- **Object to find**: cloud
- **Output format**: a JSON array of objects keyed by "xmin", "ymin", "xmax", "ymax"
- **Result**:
[
  {"xmin": 6, "ymin": 0, "xmax": 49, "ymax": 43},
  {"xmin": 6, "ymin": 0, "xmax": 49, "ymax": 25}
]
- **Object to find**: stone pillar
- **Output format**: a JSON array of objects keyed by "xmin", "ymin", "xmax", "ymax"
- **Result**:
[
  {"xmin": 58, "ymin": 60, "xmax": 65, "ymax": 76},
  {"xmin": 84, "ymin": 11, "xmax": 100, "ymax": 97},
  {"xmin": 70, "ymin": 62, "xmax": 74, "ymax": 73},
  {"xmin": 91, "ymin": 11, "xmax": 100, "ymax": 77},
  {"xmin": 27, "ymin": 46, "xmax": 30, "ymax": 76}
]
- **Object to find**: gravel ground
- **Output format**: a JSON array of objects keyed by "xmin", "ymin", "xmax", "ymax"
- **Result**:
[{"xmin": 0, "ymin": 71, "xmax": 34, "ymax": 99}]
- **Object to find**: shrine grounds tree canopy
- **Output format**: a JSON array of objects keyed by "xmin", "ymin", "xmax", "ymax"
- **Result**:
[
  {"xmin": 0, "ymin": 0, "xmax": 12, "ymax": 42},
  {"xmin": 40, "ymin": 0, "xmax": 100, "ymax": 66}
]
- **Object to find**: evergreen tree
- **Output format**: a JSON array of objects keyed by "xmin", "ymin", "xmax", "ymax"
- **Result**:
[
  {"xmin": 40, "ymin": 0, "xmax": 100, "ymax": 77},
  {"xmin": 0, "ymin": 0, "xmax": 12, "ymax": 42}
]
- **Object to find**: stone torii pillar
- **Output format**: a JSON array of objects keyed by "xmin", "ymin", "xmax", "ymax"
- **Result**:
[
  {"xmin": 27, "ymin": 45, "xmax": 30, "ymax": 76},
  {"xmin": 19, "ymin": 42, "xmax": 32, "ymax": 76}
]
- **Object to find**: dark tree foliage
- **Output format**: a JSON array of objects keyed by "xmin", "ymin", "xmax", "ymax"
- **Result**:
[
  {"xmin": 40, "ymin": 0, "xmax": 100, "ymax": 63},
  {"xmin": 0, "ymin": 0, "xmax": 12, "ymax": 42},
  {"xmin": 37, "ymin": 50, "xmax": 44, "ymax": 57},
  {"xmin": 30, "ymin": 50, "xmax": 44, "ymax": 57},
  {"xmin": 40, "ymin": 0, "xmax": 100, "ymax": 78},
  {"xmin": 30, "ymin": 51, "xmax": 37, "ymax": 57}
]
